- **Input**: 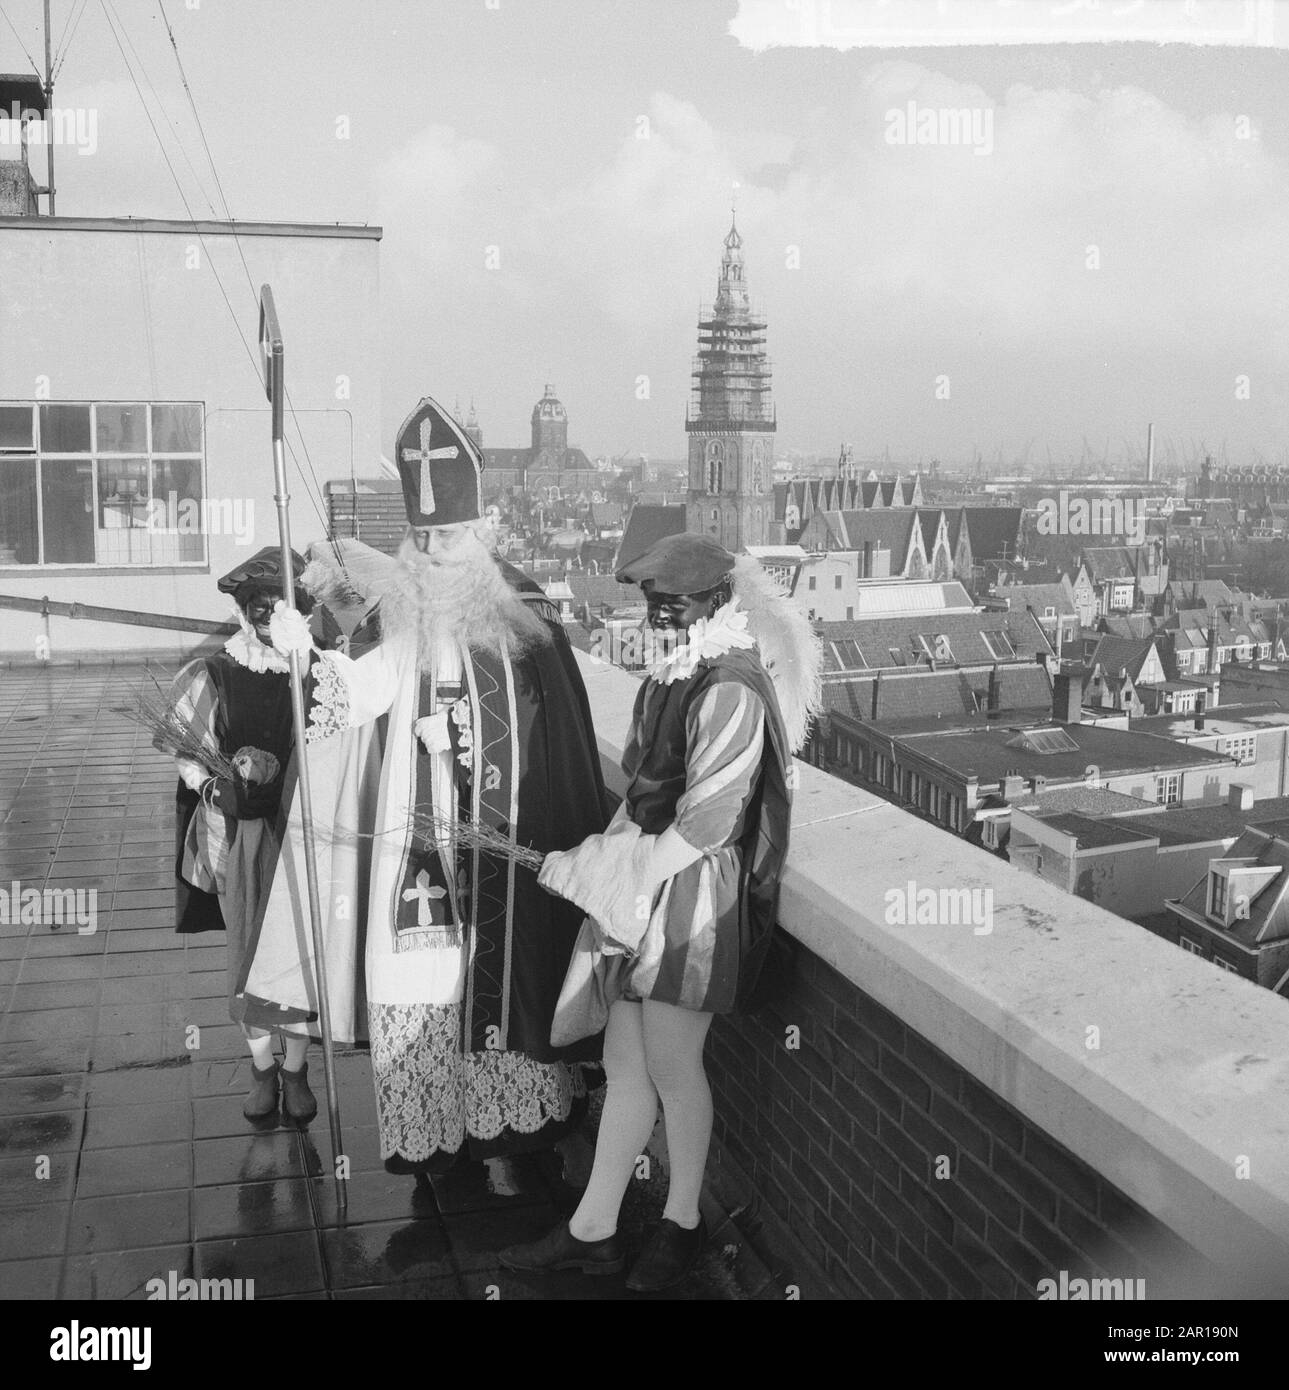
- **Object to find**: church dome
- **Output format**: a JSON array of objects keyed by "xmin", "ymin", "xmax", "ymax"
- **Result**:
[{"xmin": 532, "ymin": 383, "xmax": 567, "ymax": 422}]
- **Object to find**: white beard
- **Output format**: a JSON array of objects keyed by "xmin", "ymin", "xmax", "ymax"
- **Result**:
[{"xmin": 380, "ymin": 537, "xmax": 550, "ymax": 659}]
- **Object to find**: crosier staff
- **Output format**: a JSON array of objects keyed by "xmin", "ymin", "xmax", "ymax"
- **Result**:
[{"xmin": 259, "ymin": 284, "xmax": 346, "ymax": 1207}]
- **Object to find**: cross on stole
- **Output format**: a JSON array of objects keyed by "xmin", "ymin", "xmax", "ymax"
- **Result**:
[
  {"xmin": 402, "ymin": 869, "xmax": 447, "ymax": 926},
  {"xmin": 401, "ymin": 417, "xmax": 460, "ymax": 516}
]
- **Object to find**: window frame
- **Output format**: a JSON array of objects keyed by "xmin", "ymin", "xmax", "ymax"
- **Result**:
[{"xmin": 0, "ymin": 399, "xmax": 207, "ymax": 571}]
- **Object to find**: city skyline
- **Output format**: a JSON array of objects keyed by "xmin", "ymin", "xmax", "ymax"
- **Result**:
[{"xmin": 3, "ymin": 0, "xmax": 1286, "ymax": 469}]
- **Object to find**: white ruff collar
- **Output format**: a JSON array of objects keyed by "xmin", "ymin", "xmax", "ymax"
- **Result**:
[
  {"xmin": 648, "ymin": 598, "xmax": 755, "ymax": 685},
  {"xmin": 224, "ymin": 611, "xmax": 291, "ymax": 674}
]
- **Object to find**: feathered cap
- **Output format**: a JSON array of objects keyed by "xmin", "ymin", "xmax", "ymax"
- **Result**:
[{"xmin": 617, "ymin": 535, "xmax": 823, "ymax": 754}]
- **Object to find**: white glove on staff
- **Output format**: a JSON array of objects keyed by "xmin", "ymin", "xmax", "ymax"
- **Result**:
[{"xmin": 269, "ymin": 600, "xmax": 314, "ymax": 656}]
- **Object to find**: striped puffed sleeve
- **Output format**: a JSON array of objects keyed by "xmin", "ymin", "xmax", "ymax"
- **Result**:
[
  {"xmin": 672, "ymin": 679, "xmax": 767, "ymax": 854},
  {"xmin": 164, "ymin": 660, "xmax": 222, "ymax": 787}
]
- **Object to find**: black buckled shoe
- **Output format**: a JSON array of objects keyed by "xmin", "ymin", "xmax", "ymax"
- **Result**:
[
  {"xmin": 280, "ymin": 1062, "xmax": 318, "ymax": 1123},
  {"xmin": 625, "ymin": 1216, "xmax": 707, "ymax": 1293},
  {"xmin": 243, "ymin": 1061, "xmax": 280, "ymax": 1120},
  {"xmin": 498, "ymin": 1221, "xmax": 625, "ymax": 1276}
]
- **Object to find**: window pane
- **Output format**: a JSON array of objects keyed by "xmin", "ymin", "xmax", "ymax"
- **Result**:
[
  {"xmin": 151, "ymin": 403, "xmax": 202, "ymax": 453},
  {"xmin": 96, "ymin": 459, "xmax": 151, "ymax": 564},
  {"xmin": 0, "ymin": 458, "xmax": 39, "ymax": 563},
  {"xmin": 39, "ymin": 403, "xmax": 91, "ymax": 453},
  {"xmin": 149, "ymin": 457, "xmax": 205, "ymax": 562},
  {"xmin": 41, "ymin": 459, "xmax": 95, "ymax": 564},
  {"xmin": 95, "ymin": 403, "xmax": 148, "ymax": 453},
  {"xmin": 0, "ymin": 405, "xmax": 35, "ymax": 451}
]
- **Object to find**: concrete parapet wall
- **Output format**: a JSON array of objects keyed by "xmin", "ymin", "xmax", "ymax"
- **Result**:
[{"xmin": 574, "ymin": 649, "xmax": 1289, "ymax": 1298}]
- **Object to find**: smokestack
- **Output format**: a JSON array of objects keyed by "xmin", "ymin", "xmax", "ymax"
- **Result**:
[
  {"xmin": 1146, "ymin": 423, "xmax": 1155, "ymax": 484},
  {"xmin": 1053, "ymin": 671, "xmax": 1083, "ymax": 724}
]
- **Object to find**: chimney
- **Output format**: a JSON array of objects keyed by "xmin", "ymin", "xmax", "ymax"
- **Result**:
[
  {"xmin": 871, "ymin": 670, "xmax": 882, "ymax": 720},
  {"xmin": 1146, "ymin": 422, "xmax": 1155, "ymax": 484},
  {"xmin": 1228, "ymin": 783, "xmax": 1254, "ymax": 811},
  {"xmin": 1194, "ymin": 690, "xmax": 1207, "ymax": 731},
  {"xmin": 987, "ymin": 664, "xmax": 1001, "ymax": 714},
  {"xmin": 1053, "ymin": 671, "xmax": 1082, "ymax": 724},
  {"xmin": 1002, "ymin": 771, "xmax": 1025, "ymax": 800}
]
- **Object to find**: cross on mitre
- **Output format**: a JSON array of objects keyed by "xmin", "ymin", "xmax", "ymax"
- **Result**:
[
  {"xmin": 401, "ymin": 417, "xmax": 459, "ymax": 517},
  {"xmin": 402, "ymin": 869, "xmax": 447, "ymax": 927}
]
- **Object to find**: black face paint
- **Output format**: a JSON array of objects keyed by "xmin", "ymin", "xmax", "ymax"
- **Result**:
[{"xmin": 643, "ymin": 584, "xmax": 725, "ymax": 633}]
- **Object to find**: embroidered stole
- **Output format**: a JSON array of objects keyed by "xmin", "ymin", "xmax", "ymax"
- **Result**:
[{"xmin": 391, "ymin": 638, "xmax": 523, "ymax": 1049}]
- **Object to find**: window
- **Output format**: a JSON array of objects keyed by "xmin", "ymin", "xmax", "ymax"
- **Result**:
[
  {"xmin": 846, "ymin": 607, "xmax": 854, "ymax": 620},
  {"xmin": 1214, "ymin": 957, "xmax": 1239, "ymax": 973},
  {"xmin": 834, "ymin": 574, "xmax": 842, "ymax": 590},
  {"xmin": 0, "ymin": 401, "xmax": 206, "ymax": 568},
  {"xmin": 981, "ymin": 629, "xmax": 1016, "ymax": 660},
  {"xmin": 1156, "ymin": 774, "xmax": 1181, "ymax": 806},
  {"xmin": 1209, "ymin": 872, "xmax": 1227, "ymax": 919},
  {"xmin": 808, "ymin": 575, "xmax": 817, "ymax": 591},
  {"xmin": 1044, "ymin": 606, "xmax": 1056, "ymax": 619},
  {"xmin": 1179, "ymin": 937, "xmax": 1205, "ymax": 955},
  {"xmin": 1222, "ymin": 735, "xmax": 1256, "ymax": 766}
]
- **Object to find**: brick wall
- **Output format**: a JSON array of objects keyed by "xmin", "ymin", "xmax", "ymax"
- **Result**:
[{"xmin": 704, "ymin": 932, "xmax": 1211, "ymax": 1300}]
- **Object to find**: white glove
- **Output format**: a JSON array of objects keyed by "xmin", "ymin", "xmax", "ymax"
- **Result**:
[
  {"xmin": 269, "ymin": 600, "xmax": 314, "ymax": 656},
  {"xmin": 414, "ymin": 712, "xmax": 453, "ymax": 755},
  {"xmin": 538, "ymin": 821, "xmax": 704, "ymax": 950}
]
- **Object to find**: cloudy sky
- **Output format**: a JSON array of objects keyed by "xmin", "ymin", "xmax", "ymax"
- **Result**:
[{"xmin": 7, "ymin": 0, "xmax": 1289, "ymax": 470}]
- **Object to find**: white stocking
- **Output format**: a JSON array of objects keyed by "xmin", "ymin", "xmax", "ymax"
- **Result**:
[
  {"xmin": 641, "ymin": 999, "xmax": 714, "ymax": 1230},
  {"xmin": 568, "ymin": 1001, "xmax": 658, "ymax": 1242}
]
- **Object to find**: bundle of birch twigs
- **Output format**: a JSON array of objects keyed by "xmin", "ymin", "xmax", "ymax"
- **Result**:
[
  {"xmin": 408, "ymin": 808, "xmax": 547, "ymax": 871},
  {"xmin": 120, "ymin": 670, "xmax": 238, "ymax": 780}
]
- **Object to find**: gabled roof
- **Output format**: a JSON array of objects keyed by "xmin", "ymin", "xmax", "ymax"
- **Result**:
[
  {"xmin": 999, "ymin": 582, "xmax": 1075, "ymax": 617},
  {"xmin": 816, "ymin": 606, "xmax": 1049, "ymax": 671},
  {"xmin": 1171, "ymin": 825, "xmax": 1289, "ymax": 947},
  {"xmin": 918, "ymin": 510, "xmax": 943, "ymax": 557},
  {"xmin": 960, "ymin": 507, "xmax": 1023, "ymax": 564},
  {"xmin": 1100, "ymin": 614, "xmax": 1157, "ymax": 639},
  {"xmin": 1089, "ymin": 634, "xmax": 1161, "ymax": 682},
  {"xmin": 806, "ymin": 508, "xmax": 919, "ymax": 557},
  {"xmin": 822, "ymin": 663, "xmax": 1053, "ymax": 727},
  {"xmin": 1166, "ymin": 578, "xmax": 1235, "ymax": 609},
  {"xmin": 614, "ymin": 504, "xmax": 686, "ymax": 573}
]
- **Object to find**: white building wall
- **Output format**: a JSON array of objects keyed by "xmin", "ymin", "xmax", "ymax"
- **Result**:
[{"xmin": 0, "ymin": 218, "xmax": 380, "ymax": 657}]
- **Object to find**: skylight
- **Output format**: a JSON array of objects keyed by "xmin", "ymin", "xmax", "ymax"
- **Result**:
[{"xmin": 1005, "ymin": 728, "xmax": 1081, "ymax": 755}]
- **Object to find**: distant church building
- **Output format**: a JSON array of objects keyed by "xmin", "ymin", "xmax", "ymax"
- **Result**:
[
  {"xmin": 480, "ymin": 384, "xmax": 600, "ymax": 500},
  {"xmin": 685, "ymin": 214, "xmax": 776, "ymax": 551}
]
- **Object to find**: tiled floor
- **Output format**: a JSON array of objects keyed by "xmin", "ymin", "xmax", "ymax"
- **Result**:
[{"xmin": 0, "ymin": 662, "xmax": 758, "ymax": 1301}]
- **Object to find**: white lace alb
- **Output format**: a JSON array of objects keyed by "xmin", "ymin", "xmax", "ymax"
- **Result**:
[{"xmin": 368, "ymin": 1000, "xmax": 587, "ymax": 1161}]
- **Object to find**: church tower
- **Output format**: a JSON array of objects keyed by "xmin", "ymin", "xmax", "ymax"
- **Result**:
[
  {"xmin": 531, "ymin": 383, "xmax": 568, "ymax": 470},
  {"xmin": 464, "ymin": 399, "xmax": 483, "ymax": 450},
  {"xmin": 685, "ymin": 212, "xmax": 775, "ymax": 551}
]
